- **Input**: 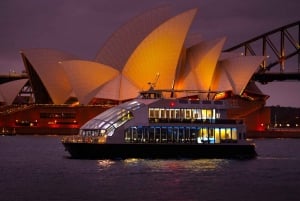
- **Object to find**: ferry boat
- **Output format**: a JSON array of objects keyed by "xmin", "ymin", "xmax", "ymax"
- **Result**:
[{"xmin": 62, "ymin": 88, "xmax": 257, "ymax": 159}]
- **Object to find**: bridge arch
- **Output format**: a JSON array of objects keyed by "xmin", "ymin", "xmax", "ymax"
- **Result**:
[{"xmin": 224, "ymin": 20, "xmax": 300, "ymax": 84}]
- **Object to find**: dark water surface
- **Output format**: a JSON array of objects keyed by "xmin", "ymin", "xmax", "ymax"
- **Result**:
[{"xmin": 1, "ymin": 136, "xmax": 300, "ymax": 201}]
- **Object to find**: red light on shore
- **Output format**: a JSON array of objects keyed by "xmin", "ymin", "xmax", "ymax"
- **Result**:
[
  {"xmin": 170, "ymin": 101, "xmax": 175, "ymax": 107},
  {"xmin": 257, "ymin": 123, "xmax": 265, "ymax": 131}
]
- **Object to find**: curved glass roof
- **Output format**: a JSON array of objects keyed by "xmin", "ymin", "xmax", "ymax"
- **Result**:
[{"xmin": 80, "ymin": 100, "xmax": 144, "ymax": 137}]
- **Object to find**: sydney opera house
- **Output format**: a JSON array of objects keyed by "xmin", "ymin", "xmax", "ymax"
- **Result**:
[{"xmin": 0, "ymin": 7, "xmax": 269, "ymax": 134}]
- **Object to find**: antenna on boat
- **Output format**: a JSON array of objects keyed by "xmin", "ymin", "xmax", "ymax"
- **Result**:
[
  {"xmin": 207, "ymin": 88, "xmax": 211, "ymax": 100},
  {"xmin": 170, "ymin": 79, "xmax": 175, "ymax": 98},
  {"xmin": 148, "ymin": 73, "xmax": 160, "ymax": 90}
]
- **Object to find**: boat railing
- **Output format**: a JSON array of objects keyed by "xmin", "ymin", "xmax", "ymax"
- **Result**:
[
  {"xmin": 148, "ymin": 118, "xmax": 244, "ymax": 124},
  {"xmin": 62, "ymin": 135, "xmax": 106, "ymax": 144}
]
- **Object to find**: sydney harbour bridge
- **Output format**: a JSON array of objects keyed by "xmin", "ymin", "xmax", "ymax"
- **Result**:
[
  {"xmin": 224, "ymin": 20, "xmax": 300, "ymax": 84},
  {"xmin": 1, "ymin": 20, "xmax": 300, "ymax": 88}
]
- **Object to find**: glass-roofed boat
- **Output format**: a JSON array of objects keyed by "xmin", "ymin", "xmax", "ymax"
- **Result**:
[{"xmin": 62, "ymin": 88, "xmax": 257, "ymax": 159}]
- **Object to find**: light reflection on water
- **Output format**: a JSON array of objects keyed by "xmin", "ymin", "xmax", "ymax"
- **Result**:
[
  {"xmin": 257, "ymin": 156, "xmax": 297, "ymax": 160},
  {"xmin": 97, "ymin": 159, "xmax": 116, "ymax": 170},
  {"xmin": 95, "ymin": 158, "xmax": 230, "ymax": 201},
  {"xmin": 1, "ymin": 136, "xmax": 300, "ymax": 201},
  {"xmin": 145, "ymin": 159, "xmax": 226, "ymax": 173},
  {"xmin": 97, "ymin": 158, "xmax": 227, "ymax": 173}
]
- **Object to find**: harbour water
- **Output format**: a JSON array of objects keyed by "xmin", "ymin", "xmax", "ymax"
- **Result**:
[{"xmin": 0, "ymin": 135, "xmax": 300, "ymax": 201}]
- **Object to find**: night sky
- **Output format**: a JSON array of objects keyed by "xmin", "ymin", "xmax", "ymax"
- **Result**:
[{"xmin": 0, "ymin": 0, "xmax": 299, "ymax": 107}]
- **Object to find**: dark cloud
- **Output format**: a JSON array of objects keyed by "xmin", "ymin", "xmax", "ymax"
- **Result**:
[{"xmin": 0, "ymin": 0, "xmax": 299, "ymax": 106}]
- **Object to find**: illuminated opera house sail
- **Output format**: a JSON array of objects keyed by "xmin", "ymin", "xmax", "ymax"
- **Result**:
[{"xmin": 0, "ymin": 6, "xmax": 269, "ymax": 133}]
